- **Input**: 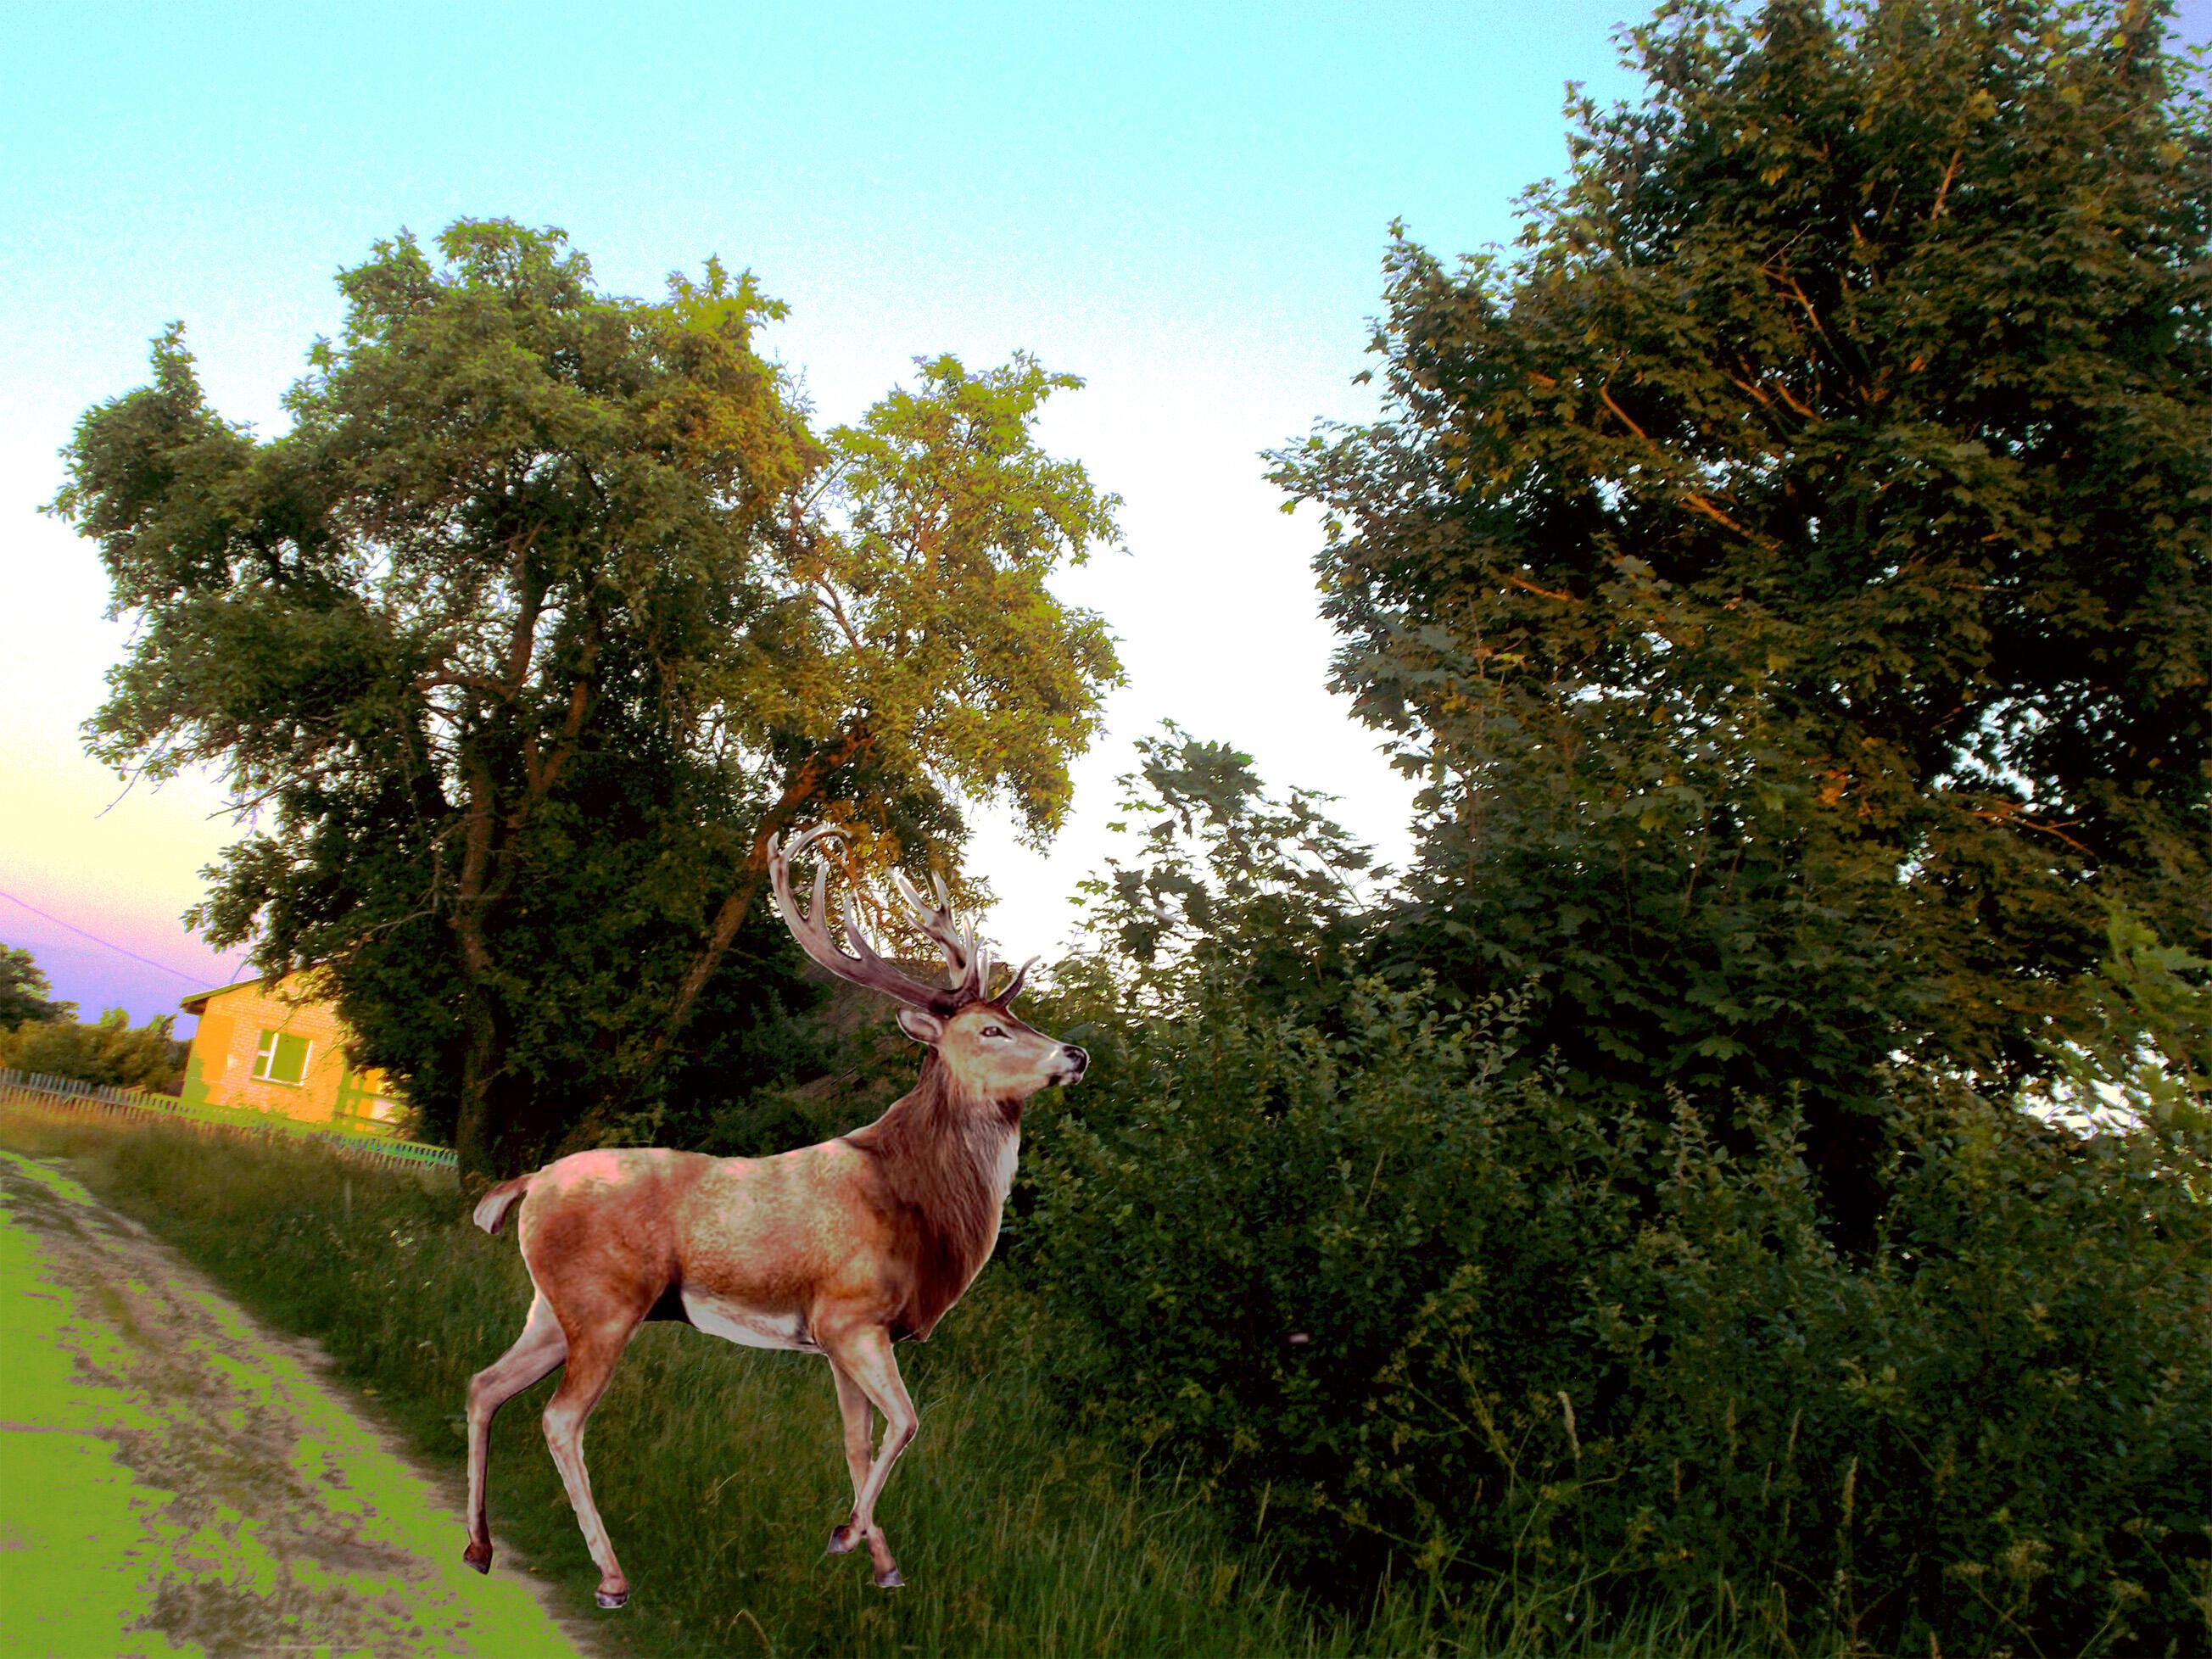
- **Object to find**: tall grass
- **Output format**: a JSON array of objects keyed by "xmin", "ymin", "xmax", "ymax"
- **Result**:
[{"xmin": 3, "ymin": 1104, "xmax": 1835, "ymax": 1657}]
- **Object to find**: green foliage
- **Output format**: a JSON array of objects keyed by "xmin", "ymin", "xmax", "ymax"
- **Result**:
[
  {"xmin": 54, "ymin": 221, "xmax": 1121, "ymax": 1176},
  {"xmin": 2047, "ymin": 907, "xmax": 2212, "ymax": 1133},
  {"xmin": 651, "ymin": 964, "xmax": 920, "ymax": 1159},
  {"xmin": 1, "ymin": 1007, "xmax": 184, "ymax": 1090},
  {"xmin": 0, "ymin": 943, "xmax": 74, "ymax": 1027},
  {"xmin": 1021, "ymin": 961, "xmax": 2212, "ymax": 1655},
  {"xmin": 813, "ymin": 353, "xmax": 1125, "ymax": 837},
  {"xmin": 1272, "ymin": 0, "xmax": 2212, "ymax": 1235},
  {"xmin": 1014, "ymin": 749, "xmax": 2212, "ymax": 1655}
]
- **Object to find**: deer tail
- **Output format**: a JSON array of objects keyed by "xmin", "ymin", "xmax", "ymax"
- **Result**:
[{"xmin": 472, "ymin": 1173, "xmax": 534, "ymax": 1236}]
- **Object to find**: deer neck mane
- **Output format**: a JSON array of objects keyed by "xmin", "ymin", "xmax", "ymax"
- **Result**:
[
  {"xmin": 846, "ymin": 1053, "xmax": 1021, "ymax": 1198},
  {"xmin": 842, "ymin": 1052, "xmax": 1021, "ymax": 1339}
]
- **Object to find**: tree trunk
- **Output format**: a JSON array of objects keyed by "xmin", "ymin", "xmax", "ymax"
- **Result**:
[
  {"xmin": 453, "ymin": 990, "xmax": 500, "ymax": 1190},
  {"xmin": 625, "ymin": 724, "xmax": 878, "ymax": 1089}
]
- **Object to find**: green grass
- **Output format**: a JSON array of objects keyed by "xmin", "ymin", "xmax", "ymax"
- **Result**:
[{"xmin": 0, "ymin": 1104, "xmax": 1837, "ymax": 1658}]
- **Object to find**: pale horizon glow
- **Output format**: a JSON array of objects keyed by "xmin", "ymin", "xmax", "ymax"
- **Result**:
[{"xmin": 5, "ymin": 1, "xmax": 2207, "ymax": 1035}]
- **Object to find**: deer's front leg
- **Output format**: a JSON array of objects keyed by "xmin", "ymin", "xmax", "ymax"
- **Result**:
[
  {"xmin": 824, "ymin": 1360, "xmax": 874, "ymax": 1556},
  {"xmin": 818, "ymin": 1322, "xmax": 918, "ymax": 1589}
]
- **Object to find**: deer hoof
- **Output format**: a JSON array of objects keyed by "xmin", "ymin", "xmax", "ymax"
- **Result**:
[
  {"xmin": 874, "ymin": 1567, "xmax": 905, "ymax": 1590},
  {"xmin": 461, "ymin": 1540, "xmax": 492, "ymax": 1574},
  {"xmin": 595, "ymin": 1587, "xmax": 629, "ymax": 1610},
  {"xmin": 826, "ymin": 1522, "xmax": 858, "ymax": 1556}
]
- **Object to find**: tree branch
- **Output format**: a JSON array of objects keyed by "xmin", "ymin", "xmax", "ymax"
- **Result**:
[
  {"xmin": 1506, "ymin": 572, "xmax": 1580, "ymax": 604},
  {"xmin": 1597, "ymin": 383, "xmax": 1774, "ymax": 549},
  {"xmin": 630, "ymin": 721, "xmax": 881, "ymax": 1082},
  {"xmin": 1929, "ymin": 148, "xmax": 1963, "ymax": 222},
  {"xmin": 452, "ymin": 749, "xmax": 500, "ymax": 978},
  {"xmin": 1971, "ymin": 802, "xmax": 2096, "ymax": 858}
]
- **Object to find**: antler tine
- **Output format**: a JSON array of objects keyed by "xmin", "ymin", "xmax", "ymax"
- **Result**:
[
  {"xmin": 783, "ymin": 824, "xmax": 843, "ymax": 864},
  {"xmin": 998, "ymin": 954, "xmax": 1041, "ymax": 1004},
  {"xmin": 888, "ymin": 868, "xmax": 923, "ymax": 912},
  {"xmin": 837, "ymin": 891, "xmax": 902, "ymax": 977},
  {"xmin": 958, "ymin": 923, "xmax": 987, "ymax": 999},
  {"xmin": 888, "ymin": 869, "xmax": 941, "ymax": 937},
  {"xmin": 887, "ymin": 865, "xmax": 978, "ymax": 987},
  {"xmin": 766, "ymin": 827, "xmax": 834, "ymax": 936}
]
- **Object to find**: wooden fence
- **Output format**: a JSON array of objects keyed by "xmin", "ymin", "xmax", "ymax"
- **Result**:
[{"xmin": 0, "ymin": 1067, "xmax": 460, "ymax": 1176}]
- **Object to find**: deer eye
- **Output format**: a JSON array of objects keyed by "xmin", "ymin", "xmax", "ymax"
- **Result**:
[{"xmin": 980, "ymin": 1025, "xmax": 1008, "ymax": 1040}]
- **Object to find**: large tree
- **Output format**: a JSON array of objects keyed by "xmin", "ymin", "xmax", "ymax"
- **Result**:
[
  {"xmin": 59, "ymin": 221, "xmax": 1120, "ymax": 1179},
  {"xmin": 1276, "ymin": 0, "xmax": 2210, "ymax": 1229}
]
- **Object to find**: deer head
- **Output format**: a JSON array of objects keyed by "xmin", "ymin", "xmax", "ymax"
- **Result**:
[{"xmin": 767, "ymin": 826, "xmax": 1087, "ymax": 1101}]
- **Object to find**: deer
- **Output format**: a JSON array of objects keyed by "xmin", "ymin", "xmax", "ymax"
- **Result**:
[{"xmin": 458, "ymin": 824, "xmax": 1089, "ymax": 1606}]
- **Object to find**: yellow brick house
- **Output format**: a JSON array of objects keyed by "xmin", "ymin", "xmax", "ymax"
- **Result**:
[{"xmin": 178, "ymin": 972, "xmax": 407, "ymax": 1131}]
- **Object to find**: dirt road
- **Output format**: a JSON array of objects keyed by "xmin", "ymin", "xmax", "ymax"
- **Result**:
[{"xmin": 0, "ymin": 1148, "xmax": 587, "ymax": 1658}]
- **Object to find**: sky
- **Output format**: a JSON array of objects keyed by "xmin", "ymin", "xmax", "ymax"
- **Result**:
[{"xmin": 4, "ymin": 1, "xmax": 2208, "ymax": 1032}]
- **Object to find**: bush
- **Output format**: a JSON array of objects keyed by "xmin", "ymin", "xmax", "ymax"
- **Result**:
[
  {"xmin": 1, "ymin": 1007, "xmax": 185, "ymax": 1091},
  {"xmin": 1014, "ymin": 963, "xmax": 2212, "ymax": 1654}
]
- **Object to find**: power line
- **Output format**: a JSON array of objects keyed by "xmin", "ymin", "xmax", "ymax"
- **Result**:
[{"xmin": 0, "ymin": 886, "xmax": 234, "ymax": 987}]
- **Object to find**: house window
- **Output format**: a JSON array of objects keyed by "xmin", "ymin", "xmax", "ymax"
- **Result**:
[{"xmin": 253, "ymin": 1030, "xmax": 311, "ymax": 1086}]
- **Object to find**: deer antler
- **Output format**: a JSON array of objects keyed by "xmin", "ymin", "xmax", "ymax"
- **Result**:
[
  {"xmin": 770, "ymin": 826, "xmax": 1043, "ymax": 1010},
  {"xmin": 768, "ymin": 827, "xmax": 963, "ymax": 1015},
  {"xmin": 885, "ymin": 870, "xmax": 1044, "ymax": 1004},
  {"xmin": 887, "ymin": 870, "xmax": 968, "ymax": 980}
]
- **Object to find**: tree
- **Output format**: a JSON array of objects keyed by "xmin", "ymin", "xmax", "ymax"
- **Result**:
[
  {"xmin": 0, "ymin": 943, "xmax": 75, "ymax": 1028},
  {"xmin": 58, "ymin": 221, "xmax": 1121, "ymax": 1180},
  {"xmin": 1, "ymin": 1008, "xmax": 183, "ymax": 1091},
  {"xmin": 1275, "ymin": 0, "xmax": 2211, "ymax": 1232},
  {"xmin": 1053, "ymin": 725, "xmax": 1384, "ymax": 1025}
]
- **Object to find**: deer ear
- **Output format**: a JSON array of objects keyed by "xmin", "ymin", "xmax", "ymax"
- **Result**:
[{"xmin": 896, "ymin": 1007, "xmax": 945, "ymax": 1046}]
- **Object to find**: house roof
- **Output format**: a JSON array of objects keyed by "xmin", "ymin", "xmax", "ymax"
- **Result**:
[{"xmin": 178, "ymin": 973, "xmax": 295, "ymax": 1016}]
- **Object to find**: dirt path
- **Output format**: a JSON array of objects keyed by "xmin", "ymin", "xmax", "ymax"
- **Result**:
[{"xmin": 0, "ymin": 1148, "xmax": 589, "ymax": 1659}]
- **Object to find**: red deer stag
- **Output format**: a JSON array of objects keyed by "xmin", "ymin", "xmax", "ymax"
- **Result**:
[{"xmin": 460, "ymin": 825, "xmax": 1088, "ymax": 1605}]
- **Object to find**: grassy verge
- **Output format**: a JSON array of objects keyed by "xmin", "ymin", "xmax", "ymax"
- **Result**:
[{"xmin": 1, "ymin": 1104, "xmax": 1833, "ymax": 1657}]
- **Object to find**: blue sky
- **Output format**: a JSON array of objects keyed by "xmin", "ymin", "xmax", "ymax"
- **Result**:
[{"xmin": 3, "ymin": 1, "xmax": 2206, "ymax": 1026}]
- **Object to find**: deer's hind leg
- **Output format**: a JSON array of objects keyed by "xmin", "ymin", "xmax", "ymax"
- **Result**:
[
  {"xmin": 463, "ymin": 1289, "xmax": 567, "ymax": 1572},
  {"xmin": 541, "ymin": 1311, "xmax": 644, "ymax": 1609}
]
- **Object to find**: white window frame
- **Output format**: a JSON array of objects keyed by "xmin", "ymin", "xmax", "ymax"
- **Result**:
[{"xmin": 252, "ymin": 1028, "xmax": 312, "ymax": 1087}]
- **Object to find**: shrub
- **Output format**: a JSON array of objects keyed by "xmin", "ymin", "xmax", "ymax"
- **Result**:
[{"xmin": 1015, "ymin": 963, "xmax": 2212, "ymax": 1654}]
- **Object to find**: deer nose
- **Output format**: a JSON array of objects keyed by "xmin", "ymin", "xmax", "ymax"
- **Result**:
[{"xmin": 1059, "ymin": 1044, "xmax": 1088, "ymax": 1080}]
